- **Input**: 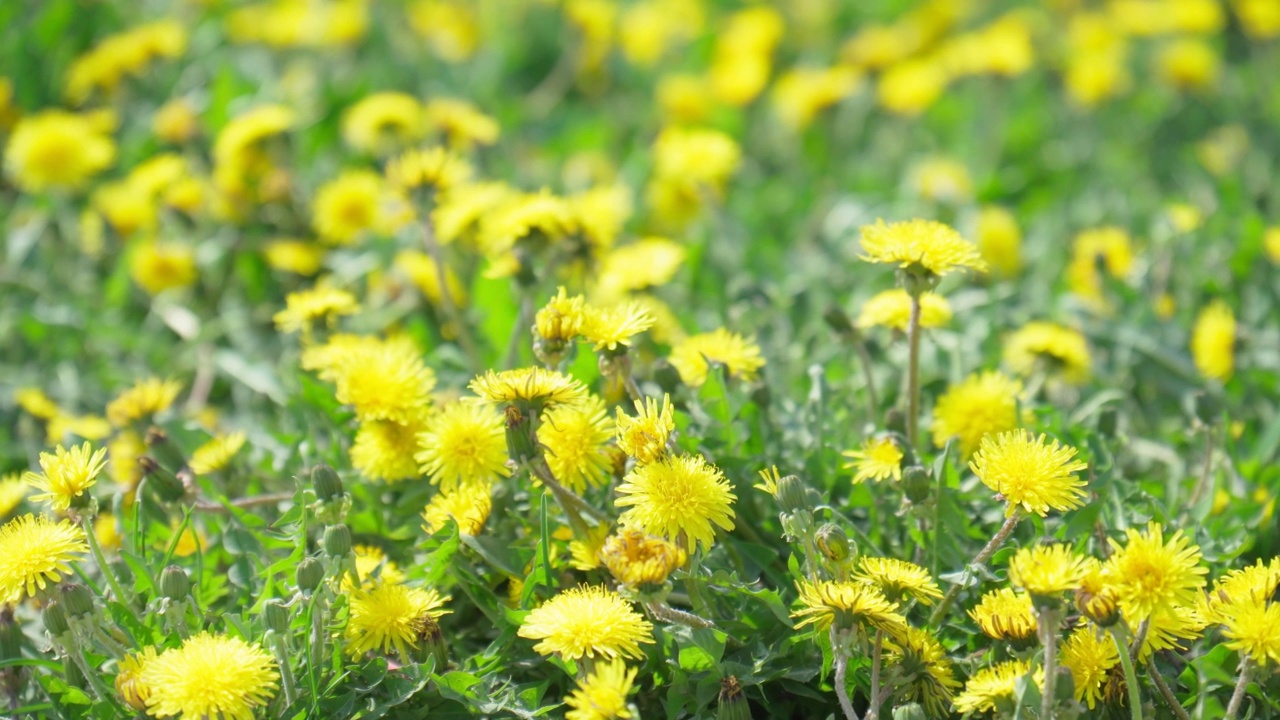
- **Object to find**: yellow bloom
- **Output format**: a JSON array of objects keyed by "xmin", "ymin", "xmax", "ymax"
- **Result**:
[
  {"xmin": 153, "ymin": 98, "xmax": 199, "ymax": 144},
  {"xmin": 407, "ymin": 1, "xmax": 480, "ymax": 62},
  {"xmin": 540, "ymin": 397, "xmax": 613, "ymax": 493},
  {"xmin": 393, "ymin": 250, "xmax": 468, "ymax": 308},
  {"xmin": 129, "ymin": 242, "xmax": 198, "ymax": 295},
  {"xmin": 1191, "ymin": 300, "xmax": 1235, "ymax": 381},
  {"xmin": 616, "ymin": 454, "xmax": 736, "ymax": 552},
  {"xmin": 415, "ymin": 401, "xmax": 510, "ymax": 491},
  {"xmin": 1067, "ymin": 226, "xmax": 1134, "ymax": 310},
  {"xmin": 213, "ymin": 104, "xmax": 293, "ymax": 194},
  {"xmin": 94, "ymin": 512, "xmax": 122, "ymax": 553},
  {"xmin": 856, "ymin": 557, "xmax": 942, "ymax": 605},
  {"xmin": 349, "ymin": 545, "xmax": 406, "ymax": 589},
  {"xmin": 263, "ymin": 239, "xmax": 325, "ymax": 276},
  {"xmin": 932, "ymin": 371, "xmax": 1026, "ymax": 458},
  {"xmin": 859, "ymin": 219, "xmax": 986, "ymax": 277},
  {"xmin": 771, "ymin": 65, "xmax": 862, "ymax": 130},
  {"xmin": 656, "ymin": 74, "xmax": 713, "ymax": 124},
  {"xmin": 469, "ymin": 367, "xmax": 588, "ymax": 410},
  {"xmin": 386, "ymin": 146, "xmax": 473, "ymax": 195},
  {"xmin": 518, "ymin": 584, "xmax": 655, "ymax": 661},
  {"xmin": 1202, "ymin": 558, "xmax": 1280, "ymax": 624},
  {"xmin": 141, "ymin": 632, "xmax": 277, "ymax": 720},
  {"xmin": 1139, "ymin": 603, "xmax": 1206, "ymax": 660},
  {"xmin": 970, "ymin": 429, "xmax": 1088, "ymax": 517},
  {"xmin": 954, "ymin": 660, "xmax": 1034, "ymax": 715},
  {"xmin": 582, "ymin": 302, "xmax": 655, "ymax": 352},
  {"xmin": 911, "ymin": 157, "xmax": 972, "ymax": 203},
  {"xmin": 651, "ymin": 127, "xmax": 741, "ymax": 195},
  {"xmin": 842, "ymin": 437, "xmax": 904, "ymax": 484},
  {"xmin": 15, "ymin": 387, "xmax": 61, "ymax": 419},
  {"xmin": 186, "ymin": 432, "xmax": 246, "ymax": 476},
  {"xmin": 422, "ymin": 97, "xmax": 500, "ymax": 148},
  {"xmin": 353, "ymin": 419, "xmax": 425, "ymax": 483},
  {"xmin": 345, "ymin": 582, "xmax": 450, "ymax": 658},
  {"xmin": 877, "ymin": 58, "xmax": 949, "ymax": 116},
  {"xmin": 1060, "ymin": 624, "xmax": 1119, "ymax": 709},
  {"xmin": 792, "ymin": 579, "xmax": 908, "ymax": 637},
  {"xmin": 615, "ymin": 394, "xmax": 675, "ymax": 465},
  {"xmin": 107, "ymin": 378, "xmax": 183, "ymax": 427},
  {"xmin": 970, "ymin": 588, "xmax": 1038, "ymax": 642},
  {"xmin": 115, "ymin": 647, "xmax": 159, "ymax": 712},
  {"xmin": 64, "ymin": 20, "xmax": 186, "ymax": 104},
  {"xmin": 535, "ymin": 287, "xmax": 589, "ymax": 345},
  {"xmin": 855, "ymin": 289, "xmax": 952, "ymax": 331},
  {"xmin": 1158, "ymin": 38, "xmax": 1220, "ymax": 90},
  {"xmin": 328, "ymin": 336, "xmax": 435, "ymax": 425},
  {"xmin": 0, "ymin": 514, "xmax": 89, "ymax": 603},
  {"xmin": 313, "ymin": 170, "xmax": 404, "ymax": 245},
  {"xmin": 595, "ymin": 237, "xmax": 686, "ymax": 297},
  {"xmin": 976, "ymin": 206, "xmax": 1022, "ymax": 276},
  {"xmin": 1103, "ymin": 521, "xmax": 1207, "ymax": 623},
  {"xmin": 668, "ymin": 328, "xmax": 765, "ymax": 387},
  {"xmin": 479, "ymin": 190, "xmax": 579, "ymax": 257},
  {"xmin": 421, "ymin": 482, "xmax": 492, "ymax": 536},
  {"xmin": 342, "ymin": 92, "xmax": 424, "ymax": 154},
  {"xmin": 45, "ymin": 414, "xmax": 112, "ymax": 444},
  {"xmin": 273, "ymin": 286, "xmax": 361, "ymax": 334},
  {"xmin": 1196, "ymin": 124, "xmax": 1249, "ymax": 177},
  {"xmin": 571, "ymin": 183, "xmax": 633, "ymax": 251},
  {"xmin": 883, "ymin": 626, "xmax": 960, "ymax": 717},
  {"xmin": 108, "ymin": 430, "xmax": 147, "ymax": 490},
  {"xmin": 600, "ymin": 528, "xmax": 687, "ymax": 589},
  {"xmin": 1235, "ymin": 0, "xmax": 1280, "ymax": 38},
  {"xmin": 24, "ymin": 442, "xmax": 107, "ymax": 511},
  {"xmin": 564, "ymin": 660, "xmax": 636, "ymax": 720},
  {"xmin": 568, "ymin": 524, "xmax": 612, "ymax": 572},
  {"xmin": 1221, "ymin": 596, "xmax": 1280, "ymax": 666},
  {"xmin": 1008, "ymin": 544, "xmax": 1087, "ymax": 598},
  {"xmin": 4, "ymin": 110, "xmax": 115, "ymax": 193},
  {"xmin": 1065, "ymin": 52, "xmax": 1130, "ymax": 108},
  {"xmin": 0, "ymin": 475, "xmax": 27, "ymax": 517},
  {"xmin": 1003, "ymin": 321, "xmax": 1092, "ymax": 385}
]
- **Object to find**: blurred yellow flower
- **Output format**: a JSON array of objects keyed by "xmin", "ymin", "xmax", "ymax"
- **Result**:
[
  {"xmin": 263, "ymin": 239, "xmax": 325, "ymax": 276},
  {"xmin": 273, "ymin": 285, "xmax": 360, "ymax": 335},
  {"xmin": 932, "ymin": 371, "xmax": 1026, "ymax": 458},
  {"xmin": 64, "ymin": 20, "xmax": 187, "ymax": 104},
  {"xmin": 595, "ymin": 237, "xmax": 685, "ymax": 298},
  {"xmin": 385, "ymin": 146, "xmax": 472, "ymax": 194},
  {"xmin": 771, "ymin": 65, "xmax": 861, "ymax": 130},
  {"xmin": 1003, "ymin": 321, "xmax": 1091, "ymax": 385},
  {"xmin": 408, "ymin": 1, "xmax": 479, "ymax": 62},
  {"xmin": 394, "ymin": 250, "xmax": 468, "ymax": 308},
  {"xmin": 4, "ymin": 110, "xmax": 116, "ymax": 193},
  {"xmin": 0, "ymin": 475, "xmax": 27, "ymax": 518},
  {"xmin": 976, "ymin": 206, "xmax": 1022, "ymax": 276},
  {"xmin": 153, "ymin": 98, "xmax": 200, "ymax": 144},
  {"xmin": 668, "ymin": 328, "xmax": 765, "ymax": 387},
  {"xmin": 342, "ymin": 92, "xmax": 424, "ymax": 154},
  {"xmin": 1191, "ymin": 299, "xmax": 1235, "ymax": 381},
  {"xmin": 856, "ymin": 289, "xmax": 952, "ymax": 332},
  {"xmin": 129, "ymin": 242, "xmax": 198, "ymax": 295},
  {"xmin": 188, "ymin": 432, "xmax": 247, "ymax": 475},
  {"xmin": 877, "ymin": 58, "xmax": 949, "ymax": 116},
  {"xmin": 312, "ymin": 170, "xmax": 405, "ymax": 245},
  {"xmin": 1158, "ymin": 38, "xmax": 1220, "ymax": 91},
  {"xmin": 656, "ymin": 74, "xmax": 713, "ymax": 124},
  {"xmin": 1235, "ymin": 0, "xmax": 1280, "ymax": 38},
  {"xmin": 423, "ymin": 97, "xmax": 500, "ymax": 148},
  {"xmin": 911, "ymin": 157, "xmax": 972, "ymax": 203},
  {"xmin": 107, "ymin": 378, "xmax": 182, "ymax": 427}
]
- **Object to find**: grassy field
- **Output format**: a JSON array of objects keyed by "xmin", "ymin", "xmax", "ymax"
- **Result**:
[{"xmin": 1, "ymin": 1, "xmax": 1279, "ymax": 718}]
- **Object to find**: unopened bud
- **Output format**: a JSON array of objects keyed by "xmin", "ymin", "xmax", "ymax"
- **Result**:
[
  {"xmin": 144, "ymin": 427, "xmax": 187, "ymax": 471},
  {"xmin": 160, "ymin": 565, "xmax": 190, "ymax": 601},
  {"xmin": 60, "ymin": 583, "xmax": 95, "ymax": 620},
  {"xmin": 410, "ymin": 614, "xmax": 448, "ymax": 669},
  {"xmin": 42, "ymin": 602, "xmax": 70, "ymax": 637},
  {"xmin": 1075, "ymin": 587, "xmax": 1120, "ymax": 628},
  {"xmin": 893, "ymin": 703, "xmax": 927, "ymax": 720},
  {"xmin": 775, "ymin": 475, "xmax": 812, "ymax": 515},
  {"xmin": 262, "ymin": 599, "xmax": 290, "ymax": 635},
  {"xmin": 902, "ymin": 465, "xmax": 932, "ymax": 505},
  {"xmin": 815, "ymin": 524, "xmax": 850, "ymax": 563},
  {"xmin": 296, "ymin": 558, "xmax": 324, "ymax": 592},
  {"xmin": 312, "ymin": 465, "xmax": 344, "ymax": 503},
  {"xmin": 138, "ymin": 456, "xmax": 186, "ymax": 502},
  {"xmin": 717, "ymin": 675, "xmax": 749, "ymax": 720},
  {"xmin": 323, "ymin": 524, "xmax": 353, "ymax": 558}
]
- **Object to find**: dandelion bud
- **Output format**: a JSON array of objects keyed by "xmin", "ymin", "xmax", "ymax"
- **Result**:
[
  {"xmin": 410, "ymin": 614, "xmax": 448, "ymax": 669},
  {"xmin": 1075, "ymin": 586, "xmax": 1120, "ymax": 628},
  {"xmin": 41, "ymin": 601, "xmax": 70, "ymax": 637},
  {"xmin": 324, "ymin": 524, "xmax": 353, "ymax": 558},
  {"xmin": 893, "ymin": 703, "xmax": 927, "ymax": 720},
  {"xmin": 160, "ymin": 565, "xmax": 190, "ymax": 601},
  {"xmin": 775, "ymin": 474, "xmax": 811, "ymax": 515},
  {"xmin": 1190, "ymin": 391, "xmax": 1221, "ymax": 425},
  {"xmin": 262, "ymin": 598, "xmax": 290, "ymax": 634},
  {"xmin": 717, "ymin": 675, "xmax": 749, "ymax": 720},
  {"xmin": 296, "ymin": 558, "xmax": 324, "ymax": 592},
  {"xmin": 815, "ymin": 524, "xmax": 850, "ymax": 563},
  {"xmin": 138, "ymin": 456, "xmax": 186, "ymax": 502},
  {"xmin": 144, "ymin": 427, "xmax": 187, "ymax": 471},
  {"xmin": 111, "ymin": 558, "xmax": 135, "ymax": 588},
  {"xmin": 902, "ymin": 465, "xmax": 932, "ymax": 505},
  {"xmin": 0, "ymin": 608, "xmax": 21, "ymax": 660},
  {"xmin": 885, "ymin": 409, "xmax": 907, "ymax": 436},
  {"xmin": 312, "ymin": 464, "xmax": 344, "ymax": 503},
  {"xmin": 115, "ymin": 649, "xmax": 154, "ymax": 711},
  {"xmin": 60, "ymin": 583, "xmax": 96, "ymax": 620}
]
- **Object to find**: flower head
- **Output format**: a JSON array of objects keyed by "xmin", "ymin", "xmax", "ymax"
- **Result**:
[
  {"xmin": 0, "ymin": 514, "xmax": 88, "ymax": 603},
  {"xmin": 518, "ymin": 584, "xmax": 654, "ymax": 661},
  {"xmin": 353, "ymin": 419, "xmax": 425, "ymax": 483},
  {"xmin": 792, "ymin": 579, "xmax": 908, "ymax": 638},
  {"xmin": 969, "ymin": 430, "xmax": 1088, "ymax": 518},
  {"xmin": 15, "ymin": 388, "xmax": 61, "ymax": 420},
  {"xmin": 1221, "ymin": 596, "xmax": 1280, "ymax": 666},
  {"xmin": 273, "ymin": 286, "xmax": 360, "ymax": 335},
  {"xmin": 422, "ymin": 97, "xmax": 499, "ymax": 148},
  {"xmin": 1202, "ymin": 558, "xmax": 1280, "ymax": 624},
  {"xmin": 582, "ymin": 302, "xmax": 655, "ymax": 352},
  {"xmin": 1003, "ymin": 321, "xmax": 1091, "ymax": 385},
  {"xmin": 856, "ymin": 289, "xmax": 952, "ymax": 331},
  {"xmin": 600, "ymin": 528, "xmax": 687, "ymax": 590},
  {"xmin": 115, "ymin": 646, "xmax": 159, "ymax": 712},
  {"xmin": 1075, "ymin": 557, "xmax": 1121, "ymax": 626},
  {"xmin": 668, "ymin": 329, "xmax": 765, "ymax": 387},
  {"xmin": 540, "ymin": 396, "xmax": 613, "ymax": 493},
  {"xmin": 856, "ymin": 557, "xmax": 942, "ymax": 605},
  {"xmin": 312, "ymin": 170, "xmax": 403, "ymax": 245},
  {"xmin": 385, "ymin": 145, "xmax": 473, "ymax": 193},
  {"xmin": 883, "ymin": 626, "xmax": 960, "ymax": 717},
  {"xmin": 954, "ymin": 660, "xmax": 1034, "ymax": 715},
  {"xmin": 421, "ymin": 482, "xmax": 492, "ymax": 536},
  {"xmin": 976, "ymin": 205, "xmax": 1022, "ymax": 276},
  {"xmin": 341, "ymin": 92, "xmax": 424, "ymax": 154},
  {"xmin": 970, "ymin": 588, "xmax": 1038, "ymax": 643},
  {"xmin": 1060, "ymin": 624, "xmax": 1120, "ymax": 709},
  {"xmin": 130, "ymin": 242, "xmax": 197, "ymax": 295},
  {"xmin": 345, "ymin": 583, "xmax": 450, "ymax": 658},
  {"xmin": 596, "ymin": 238, "xmax": 686, "ymax": 297},
  {"xmin": 415, "ymin": 401, "xmax": 510, "ymax": 491},
  {"xmin": 565, "ymin": 660, "xmax": 637, "ymax": 720},
  {"xmin": 1008, "ymin": 544, "xmax": 1087, "ymax": 599},
  {"xmin": 615, "ymin": 394, "xmax": 675, "ymax": 464},
  {"xmin": 328, "ymin": 336, "xmax": 435, "ymax": 425},
  {"xmin": 188, "ymin": 432, "xmax": 246, "ymax": 475},
  {"xmin": 24, "ymin": 442, "xmax": 107, "ymax": 511},
  {"xmin": 1103, "ymin": 521, "xmax": 1207, "ymax": 623},
  {"xmin": 469, "ymin": 367, "xmax": 588, "ymax": 410},
  {"xmin": 351, "ymin": 545, "xmax": 405, "ymax": 588},
  {"xmin": 1191, "ymin": 299, "xmax": 1235, "ymax": 381},
  {"xmin": 141, "ymin": 632, "xmax": 278, "ymax": 720},
  {"xmin": 535, "ymin": 287, "xmax": 589, "ymax": 345},
  {"xmin": 859, "ymin": 219, "xmax": 986, "ymax": 277},
  {"xmin": 107, "ymin": 378, "xmax": 182, "ymax": 427},
  {"xmin": 932, "ymin": 371, "xmax": 1026, "ymax": 458},
  {"xmin": 0, "ymin": 475, "xmax": 27, "ymax": 517},
  {"xmin": 4, "ymin": 110, "xmax": 116, "ymax": 192},
  {"xmin": 842, "ymin": 437, "xmax": 904, "ymax": 484},
  {"xmin": 615, "ymin": 454, "xmax": 736, "ymax": 552}
]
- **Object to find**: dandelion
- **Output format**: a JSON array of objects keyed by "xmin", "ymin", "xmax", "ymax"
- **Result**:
[
  {"xmin": 1202, "ymin": 558, "xmax": 1280, "ymax": 624},
  {"xmin": 856, "ymin": 290, "xmax": 952, "ymax": 331},
  {"xmin": 954, "ymin": 659, "xmax": 1034, "ymax": 715},
  {"xmin": 615, "ymin": 394, "xmax": 675, "ymax": 464},
  {"xmin": 345, "ymin": 583, "xmax": 450, "ymax": 658},
  {"xmin": 595, "ymin": 237, "xmax": 686, "ymax": 297},
  {"xmin": 856, "ymin": 557, "xmax": 942, "ymax": 605},
  {"xmin": 969, "ymin": 430, "xmax": 1088, "ymax": 518},
  {"xmin": 115, "ymin": 647, "xmax": 159, "ymax": 712},
  {"xmin": 15, "ymin": 388, "xmax": 61, "ymax": 419},
  {"xmin": 600, "ymin": 528, "xmax": 687, "ymax": 589},
  {"xmin": 668, "ymin": 329, "xmax": 765, "ymax": 387},
  {"xmin": 1103, "ymin": 521, "xmax": 1207, "ymax": 622},
  {"xmin": 841, "ymin": 437, "xmax": 903, "ymax": 484},
  {"xmin": 108, "ymin": 430, "xmax": 147, "ymax": 490},
  {"xmin": 0, "ymin": 475, "xmax": 27, "ymax": 517},
  {"xmin": 341, "ymin": 92, "xmax": 423, "ymax": 154},
  {"xmin": 263, "ymin": 239, "xmax": 325, "ymax": 276},
  {"xmin": 153, "ymin": 98, "xmax": 199, "ymax": 144},
  {"xmin": 46, "ymin": 414, "xmax": 112, "ymax": 444},
  {"xmin": 1139, "ymin": 603, "xmax": 1206, "ymax": 659},
  {"xmin": 771, "ymin": 65, "xmax": 861, "ymax": 130},
  {"xmin": 312, "ymin": 170, "xmax": 401, "ymax": 245},
  {"xmin": 792, "ymin": 580, "xmax": 908, "ymax": 638},
  {"xmin": 1191, "ymin": 300, "xmax": 1235, "ymax": 381},
  {"xmin": 1075, "ymin": 557, "xmax": 1121, "ymax": 626},
  {"xmin": 107, "ymin": 377, "xmax": 182, "ymax": 427},
  {"xmin": 970, "ymin": 588, "xmax": 1038, "ymax": 644},
  {"xmin": 859, "ymin": 219, "xmax": 986, "ymax": 278},
  {"xmin": 353, "ymin": 419, "xmax": 426, "ymax": 483},
  {"xmin": 24, "ymin": 442, "xmax": 107, "ymax": 511},
  {"xmin": 0, "ymin": 514, "xmax": 88, "ymax": 603},
  {"xmin": 422, "ymin": 97, "xmax": 500, "ymax": 148},
  {"xmin": 571, "ymin": 183, "xmax": 633, "ymax": 250},
  {"xmin": 415, "ymin": 402, "xmax": 510, "ymax": 491},
  {"xmin": 1221, "ymin": 597, "xmax": 1280, "ymax": 666},
  {"xmin": 1158, "ymin": 38, "xmax": 1220, "ymax": 90},
  {"xmin": 883, "ymin": 626, "xmax": 960, "ymax": 717},
  {"xmin": 329, "ymin": 337, "xmax": 435, "ymax": 425},
  {"xmin": 877, "ymin": 58, "xmax": 949, "ymax": 116},
  {"xmin": 582, "ymin": 302, "xmax": 655, "ymax": 352},
  {"xmin": 141, "ymin": 632, "xmax": 278, "ymax": 720},
  {"xmin": 273, "ymin": 286, "xmax": 360, "ymax": 334},
  {"xmin": 479, "ymin": 190, "xmax": 578, "ymax": 255},
  {"xmin": 931, "ymin": 371, "xmax": 1026, "ymax": 458},
  {"xmin": 564, "ymin": 660, "xmax": 637, "ymax": 720},
  {"xmin": 4, "ymin": 110, "xmax": 116, "ymax": 193},
  {"xmin": 540, "ymin": 397, "xmax": 613, "ymax": 493},
  {"xmin": 130, "ymin": 242, "xmax": 198, "ymax": 295},
  {"xmin": 469, "ymin": 367, "xmax": 588, "ymax": 410},
  {"xmin": 911, "ymin": 157, "xmax": 972, "ymax": 204},
  {"xmin": 1003, "ymin": 321, "xmax": 1091, "ymax": 385},
  {"xmin": 1008, "ymin": 544, "xmax": 1087, "ymax": 599},
  {"xmin": 615, "ymin": 454, "xmax": 736, "ymax": 552},
  {"xmin": 394, "ymin": 250, "xmax": 468, "ymax": 308},
  {"xmin": 351, "ymin": 545, "xmax": 406, "ymax": 588},
  {"xmin": 650, "ymin": 126, "xmax": 742, "ymax": 193},
  {"xmin": 535, "ymin": 286, "xmax": 589, "ymax": 345},
  {"xmin": 518, "ymin": 584, "xmax": 654, "ymax": 661},
  {"xmin": 976, "ymin": 205, "xmax": 1022, "ymax": 276},
  {"xmin": 421, "ymin": 482, "xmax": 492, "ymax": 536},
  {"xmin": 1067, "ymin": 226, "xmax": 1134, "ymax": 310},
  {"xmin": 188, "ymin": 432, "xmax": 247, "ymax": 475},
  {"xmin": 1060, "ymin": 624, "xmax": 1120, "ymax": 709},
  {"xmin": 385, "ymin": 145, "xmax": 473, "ymax": 193}
]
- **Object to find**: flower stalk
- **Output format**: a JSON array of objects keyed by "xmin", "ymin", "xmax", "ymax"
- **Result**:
[
  {"xmin": 1110, "ymin": 625, "xmax": 1144, "ymax": 720},
  {"xmin": 928, "ymin": 510, "xmax": 1022, "ymax": 626},
  {"xmin": 1224, "ymin": 657, "xmax": 1252, "ymax": 720}
]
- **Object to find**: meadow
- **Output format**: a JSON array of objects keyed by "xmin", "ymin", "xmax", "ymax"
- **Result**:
[{"xmin": 1, "ymin": 0, "xmax": 1279, "ymax": 718}]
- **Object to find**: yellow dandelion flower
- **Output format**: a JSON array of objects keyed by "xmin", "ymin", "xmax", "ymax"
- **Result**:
[
  {"xmin": 1103, "ymin": 521, "xmax": 1207, "ymax": 623},
  {"xmin": 969, "ymin": 430, "xmax": 1088, "ymax": 518},
  {"xmin": 468, "ymin": 367, "xmax": 588, "ymax": 410},
  {"xmin": 859, "ymin": 219, "xmax": 986, "ymax": 277},
  {"xmin": 970, "ymin": 588, "xmax": 1038, "ymax": 643},
  {"xmin": 600, "ymin": 528, "xmax": 687, "ymax": 589},
  {"xmin": 263, "ymin": 239, "xmax": 325, "ymax": 276},
  {"xmin": 353, "ymin": 419, "xmax": 425, "ymax": 483},
  {"xmin": 422, "ymin": 97, "xmax": 500, "ymax": 148},
  {"xmin": 213, "ymin": 104, "xmax": 293, "ymax": 172},
  {"xmin": 329, "ymin": 337, "xmax": 435, "ymax": 425},
  {"xmin": 883, "ymin": 626, "xmax": 960, "ymax": 717},
  {"xmin": 932, "ymin": 371, "xmax": 1026, "ymax": 458},
  {"xmin": 408, "ymin": 1, "xmax": 480, "ymax": 62},
  {"xmin": 421, "ymin": 482, "xmax": 492, "ymax": 536},
  {"xmin": 1003, "ymin": 321, "xmax": 1092, "ymax": 385},
  {"xmin": 656, "ymin": 74, "xmax": 713, "ymax": 124},
  {"xmin": 273, "ymin": 286, "xmax": 360, "ymax": 334},
  {"xmin": 1075, "ymin": 557, "xmax": 1121, "ymax": 626},
  {"xmin": 535, "ymin": 286, "xmax": 589, "ymax": 345},
  {"xmin": 4, "ymin": 110, "xmax": 115, "ymax": 193},
  {"xmin": 792, "ymin": 579, "xmax": 908, "ymax": 638},
  {"xmin": 45, "ymin": 413, "xmax": 112, "ymax": 444},
  {"xmin": 1221, "ymin": 596, "xmax": 1280, "ymax": 666},
  {"xmin": 1202, "ymin": 558, "xmax": 1280, "ymax": 624},
  {"xmin": 1191, "ymin": 300, "xmax": 1235, "ymax": 381},
  {"xmin": 23, "ymin": 442, "xmax": 107, "ymax": 511},
  {"xmin": 141, "ymin": 632, "xmax": 277, "ymax": 720},
  {"xmin": 565, "ymin": 660, "xmax": 637, "ymax": 720},
  {"xmin": 855, "ymin": 289, "xmax": 952, "ymax": 331},
  {"xmin": 954, "ymin": 660, "xmax": 1034, "ymax": 715},
  {"xmin": 130, "ymin": 241, "xmax": 197, "ymax": 295},
  {"xmin": 856, "ymin": 557, "xmax": 942, "ymax": 605},
  {"xmin": 615, "ymin": 394, "xmax": 675, "ymax": 465},
  {"xmin": 1060, "ymin": 624, "xmax": 1119, "ymax": 709},
  {"xmin": 166, "ymin": 521, "xmax": 207, "ymax": 559},
  {"xmin": 0, "ymin": 514, "xmax": 89, "ymax": 603},
  {"xmin": 650, "ymin": 126, "xmax": 741, "ymax": 193},
  {"xmin": 911, "ymin": 157, "xmax": 972, "ymax": 204},
  {"xmin": 15, "ymin": 387, "xmax": 61, "ymax": 419},
  {"xmin": 107, "ymin": 378, "xmax": 182, "ymax": 428},
  {"xmin": 188, "ymin": 432, "xmax": 247, "ymax": 475},
  {"xmin": 385, "ymin": 145, "xmax": 473, "ymax": 193},
  {"xmin": 582, "ymin": 302, "xmax": 655, "ymax": 352},
  {"xmin": 877, "ymin": 58, "xmax": 949, "ymax": 116},
  {"xmin": 976, "ymin": 205, "xmax": 1022, "ymax": 276},
  {"xmin": 115, "ymin": 646, "xmax": 159, "ymax": 712},
  {"xmin": 394, "ymin": 250, "xmax": 468, "ymax": 308},
  {"xmin": 94, "ymin": 512, "xmax": 121, "ymax": 553},
  {"xmin": 841, "ymin": 437, "xmax": 904, "ymax": 484},
  {"xmin": 668, "ymin": 328, "xmax": 765, "ymax": 387},
  {"xmin": 415, "ymin": 402, "xmax": 510, "ymax": 491},
  {"xmin": 1067, "ymin": 226, "xmax": 1134, "ymax": 310},
  {"xmin": 1008, "ymin": 544, "xmax": 1087, "ymax": 599},
  {"xmin": 153, "ymin": 98, "xmax": 199, "ymax": 144},
  {"xmin": 595, "ymin": 237, "xmax": 686, "ymax": 297},
  {"xmin": 479, "ymin": 190, "xmax": 579, "ymax": 258},
  {"xmin": 1158, "ymin": 38, "xmax": 1220, "ymax": 90},
  {"xmin": 771, "ymin": 65, "xmax": 862, "ymax": 130},
  {"xmin": 108, "ymin": 430, "xmax": 147, "ymax": 490},
  {"xmin": 615, "ymin": 454, "xmax": 736, "ymax": 552},
  {"xmin": 341, "ymin": 92, "xmax": 424, "ymax": 154},
  {"xmin": 312, "ymin": 170, "xmax": 402, "ymax": 245},
  {"xmin": 568, "ymin": 523, "xmax": 612, "ymax": 572},
  {"xmin": 540, "ymin": 397, "xmax": 613, "ymax": 493},
  {"xmin": 571, "ymin": 183, "xmax": 633, "ymax": 251},
  {"xmin": 518, "ymin": 584, "xmax": 655, "ymax": 661},
  {"xmin": 1139, "ymin": 603, "xmax": 1206, "ymax": 660},
  {"xmin": 345, "ymin": 582, "xmax": 450, "ymax": 658},
  {"xmin": 348, "ymin": 544, "xmax": 406, "ymax": 589},
  {"xmin": 0, "ymin": 475, "xmax": 27, "ymax": 517}
]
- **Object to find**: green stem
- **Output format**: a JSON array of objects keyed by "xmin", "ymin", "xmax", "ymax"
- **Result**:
[
  {"xmin": 1148, "ymin": 659, "xmax": 1192, "ymax": 720},
  {"xmin": 830, "ymin": 628, "xmax": 861, "ymax": 720},
  {"xmin": 928, "ymin": 510, "xmax": 1022, "ymax": 626},
  {"xmin": 868, "ymin": 629, "xmax": 885, "ymax": 720},
  {"xmin": 273, "ymin": 634, "xmax": 298, "ymax": 706},
  {"xmin": 1039, "ymin": 605, "xmax": 1061, "ymax": 720},
  {"xmin": 905, "ymin": 293, "xmax": 922, "ymax": 449},
  {"xmin": 1111, "ymin": 626, "xmax": 1144, "ymax": 720},
  {"xmin": 420, "ymin": 214, "xmax": 481, "ymax": 370},
  {"xmin": 80, "ymin": 517, "xmax": 130, "ymax": 605},
  {"xmin": 1225, "ymin": 657, "xmax": 1253, "ymax": 720}
]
